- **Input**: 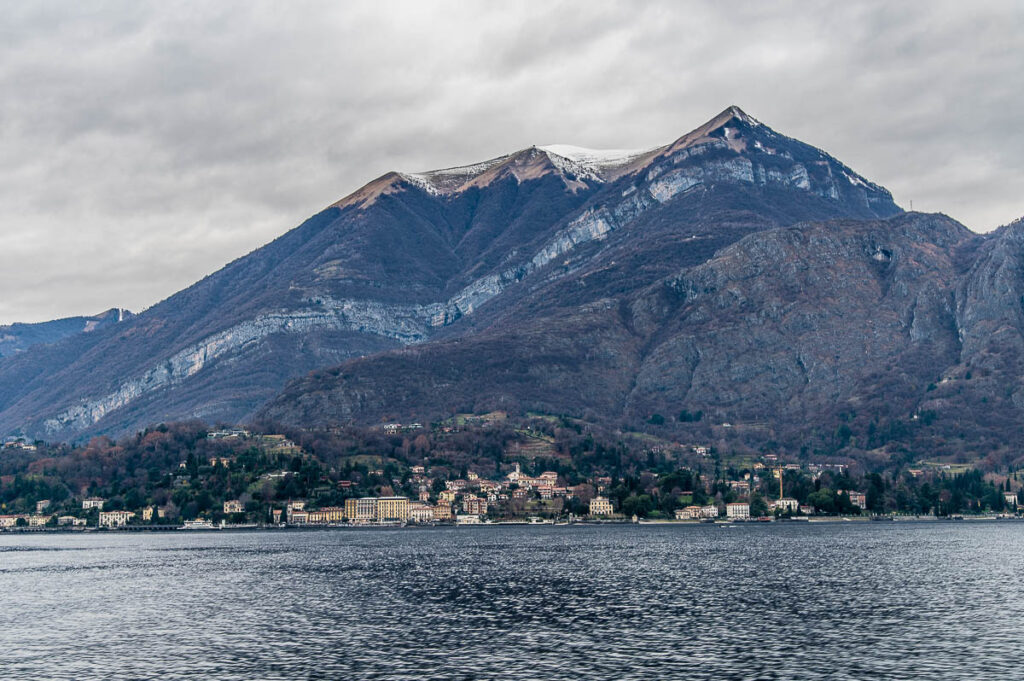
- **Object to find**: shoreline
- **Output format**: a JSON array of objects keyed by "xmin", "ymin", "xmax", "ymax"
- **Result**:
[{"xmin": 1, "ymin": 514, "xmax": 1020, "ymax": 535}]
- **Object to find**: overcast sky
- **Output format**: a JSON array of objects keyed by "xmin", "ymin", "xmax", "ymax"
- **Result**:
[{"xmin": 1, "ymin": 0, "xmax": 1021, "ymax": 324}]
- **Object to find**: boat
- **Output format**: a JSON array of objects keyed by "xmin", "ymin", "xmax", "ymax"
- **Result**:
[{"xmin": 180, "ymin": 519, "xmax": 218, "ymax": 530}]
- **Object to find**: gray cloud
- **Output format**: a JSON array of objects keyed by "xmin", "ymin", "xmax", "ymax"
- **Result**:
[{"xmin": 0, "ymin": 0, "xmax": 1021, "ymax": 323}]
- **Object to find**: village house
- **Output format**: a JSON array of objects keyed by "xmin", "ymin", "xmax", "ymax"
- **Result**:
[
  {"xmin": 589, "ymin": 496, "xmax": 614, "ymax": 516},
  {"xmin": 726, "ymin": 502, "xmax": 750, "ymax": 519},
  {"xmin": 728, "ymin": 480, "xmax": 751, "ymax": 496},
  {"xmin": 675, "ymin": 505, "xmax": 703, "ymax": 520},
  {"xmin": 36, "ymin": 500, "xmax": 51, "ymax": 513},
  {"xmin": 224, "ymin": 499, "xmax": 244, "ymax": 514},
  {"xmin": 82, "ymin": 497, "xmax": 105, "ymax": 510},
  {"xmin": 0, "ymin": 514, "xmax": 27, "ymax": 528},
  {"xmin": 799, "ymin": 505, "xmax": 815, "ymax": 515},
  {"xmin": 58, "ymin": 516, "xmax": 87, "ymax": 526},
  {"xmin": 701, "ymin": 504, "xmax": 720, "ymax": 519},
  {"xmin": 99, "ymin": 510, "xmax": 135, "ymax": 528},
  {"xmin": 408, "ymin": 502, "xmax": 435, "ymax": 523},
  {"xmin": 28, "ymin": 514, "xmax": 52, "ymax": 527},
  {"xmin": 286, "ymin": 501, "xmax": 306, "ymax": 523},
  {"xmin": 772, "ymin": 498, "xmax": 800, "ymax": 513},
  {"xmin": 845, "ymin": 491, "xmax": 868, "ymax": 510},
  {"xmin": 206, "ymin": 429, "xmax": 249, "ymax": 439},
  {"xmin": 1004, "ymin": 492, "xmax": 1018, "ymax": 508},
  {"xmin": 434, "ymin": 500, "xmax": 453, "ymax": 520},
  {"xmin": 463, "ymin": 496, "xmax": 488, "ymax": 516}
]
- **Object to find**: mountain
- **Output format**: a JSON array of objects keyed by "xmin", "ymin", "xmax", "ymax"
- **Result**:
[
  {"xmin": 0, "ymin": 106, "xmax": 905, "ymax": 442},
  {"xmin": 0, "ymin": 308, "xmax": 131, "ymax": 358}
]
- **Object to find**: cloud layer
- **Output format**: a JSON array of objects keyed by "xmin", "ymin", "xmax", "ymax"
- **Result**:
[{"xmin": 1, "ymin": 0, "xmax": 1021, "ymax": 323}]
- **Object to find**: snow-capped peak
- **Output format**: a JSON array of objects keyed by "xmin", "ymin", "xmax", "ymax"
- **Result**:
[{"xmin": 538, "ymin": 144, "xmax": 657, "ymax": 169}]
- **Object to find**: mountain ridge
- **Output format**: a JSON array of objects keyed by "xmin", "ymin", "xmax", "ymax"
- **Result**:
[{"xmin": 0, "ymin": 107, "xmax": 917, "ymax": 444}]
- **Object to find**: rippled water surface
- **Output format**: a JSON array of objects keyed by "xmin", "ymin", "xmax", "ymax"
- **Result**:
[{"xmin": 2, "ymin": 522, "xmax": 1023, "ymax": 680}]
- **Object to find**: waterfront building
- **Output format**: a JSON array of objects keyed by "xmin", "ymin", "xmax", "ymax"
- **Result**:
[
  {"xmin": 224, "ymin": 500, "xmax": 244, "ymax": 514},
  {"xmin": 799, "ymin": 505, "xmax": 815, "ymax": 515},
  {"xmin": 28, "ymin": 514, "xmax": 52, "ymax": 527},
  {"xmin": 726, "ymin": 503, "xmax": 750, "ymax": 519},
  {"xmin": 846, "ymin": 491, "xmax": 867, "ymax": 510},
  {"xmin": 306, "ymin": 507, "xmax": 345, "ymax": 524},
  {"xmin": 701, "ymin": 505, "xmax": 720, "ymax": 519},
  {"xmin": 589, "ymin": 496, "xmax": 614, "ymax": 516},
  {"xmin": 99, "ymin": 510, "xmax": 135, "ymax": 528},
  {"xmin": 58, "ymin": 516, "xmax": 87, "ymax": 526},
  {"xmin": 463, "ymin": 496, "xmax": 488, "ymax": 516},
  {"xmin": 0, "ymin": 514, "xmax": 27, "ymax": 528},
  {"xmin": 272, "ymin": 509, "xmax": 283, "ymax": 524},
  {"xmin": 376, "ymin": 497, "xmax": 409, "ymax": 522},
  {"xmin": 675, "ymin": 506, "xmax": 702, "ymax": 520},
  {"xmin": 773, "ymin": 498, "xmax": 800, "ymax": 513},
  {"xmin": 82, "ymin": 497, "xmax": 105, "ymax": 510},
  {"xmin": 290, "ymin": 510, "xmax": 308, "ymax": 524},
  {"xmin": 456, "ymin": 514, "xmax": 482, "ymax": 525},
  {"xmin": 1004, "ymin": 492, "xmax": 1017, "ymax": 508},
  {"xmin": 286, "ymin": 501, "xmax": 306, "ymax": 523},
  {"xmin": 434, "ymin": 500, "xmax": 453, "ymax": 520},
  {"xmin": 344, "ymin": 497, "xmax": 378, "ymax": 522},
  {"xmin": 408, "ymin": 502, "xmax": 435, "ymax": 523}
]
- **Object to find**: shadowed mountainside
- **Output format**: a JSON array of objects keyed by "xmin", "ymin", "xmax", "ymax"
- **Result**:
[{"xmin": 1, "ymin": 106, "xmax": 905, "ymax": 442}]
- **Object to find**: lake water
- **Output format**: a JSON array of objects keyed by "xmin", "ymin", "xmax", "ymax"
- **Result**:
[{"xmin": 1, "ymin": 522, "xmax": 1022, "ymax": 680}]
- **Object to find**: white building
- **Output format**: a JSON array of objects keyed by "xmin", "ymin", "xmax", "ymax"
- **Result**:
[
  {"xmin": 726, "ymin": 503, "xmax": 750, "ymax": 519},
  {"xmin": 773, "ymin": 498, "xmax": 800, "ymax": 513},
  {"xmin": 82, "ymin": 497, "xmax": 105, "ymax": 510},
  {"xmin": 99, "ymin": 510, "xmax": 135, "ymax": 528},
  {"xmin": 701, "ymin": 504, "xmax": 720, "ymax": 519}
]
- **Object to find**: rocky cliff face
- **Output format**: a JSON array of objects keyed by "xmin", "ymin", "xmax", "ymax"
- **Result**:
[
  {"xmin": 0, "ymin": 106, "xmax": 905, "ymax": 441},
  {"xmin": 263, "ymin": 211, "xmax": 1024, "ymax": 459}
]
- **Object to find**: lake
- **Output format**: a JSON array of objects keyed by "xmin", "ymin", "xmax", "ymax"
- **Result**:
[{"xmin": 1, "ymin": 522, "xmax": 1022, "ymax": 680}]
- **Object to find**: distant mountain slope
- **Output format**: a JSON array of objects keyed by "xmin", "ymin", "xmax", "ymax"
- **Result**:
[
  {"xmin": 0, "ymin": 106, "xmax": 902, "ymax": 441},
  {"xmin": 264, "ymin": 213, "xmax": 1024, "ymax": 458},
  {"xmin": 0, "ymin": 308, "xmax": 130, "ymax": 358}
]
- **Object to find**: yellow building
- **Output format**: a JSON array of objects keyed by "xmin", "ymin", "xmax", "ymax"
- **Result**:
[
  {"xmin": 439, "ymin": 489, "xmax": 456, "ymax": 503},
  {"xmin": 434, "ymin": 500, "xmax": 452, "ymax": 520},
  {"xmin": 306, "ymin": 507, "xmax": 345, "ymax": 524},
  {"xmin": 376, "ymin": 497, "xmax": 409, "ymax": 522},
  {"xmin": 589, "ymin": 496, "xmax": 614, "ymax": 516},
  {"xmin": 345, "ymin": 497, "xmax": 378, "ymax": 522},
  {"xmin": 223, "ymin": 500, "xmax": 244, "ymax": 514}
]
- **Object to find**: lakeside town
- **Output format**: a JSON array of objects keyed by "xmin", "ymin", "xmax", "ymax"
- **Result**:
[{"xmin": 2, "ymin": 416, "xmax": 1021, "ymax": 532}]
